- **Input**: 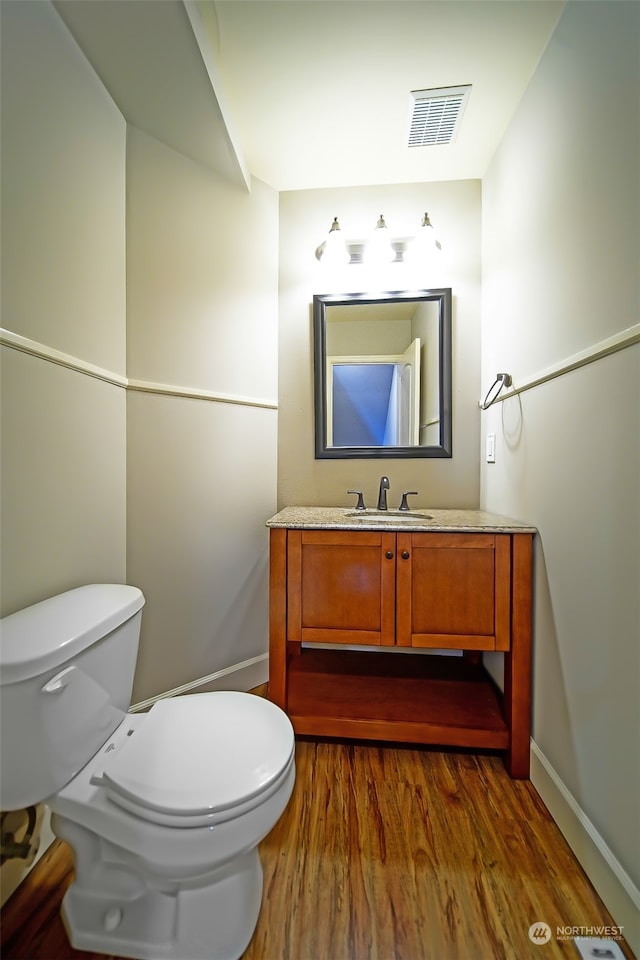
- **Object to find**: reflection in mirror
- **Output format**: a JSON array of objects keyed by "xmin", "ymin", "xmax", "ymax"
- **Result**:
[{"xmin": 313, "ymin": 289, "xmax": 452, "ymax": 459}]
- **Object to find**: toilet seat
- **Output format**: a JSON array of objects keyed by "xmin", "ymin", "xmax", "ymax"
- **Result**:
[{"xmin": 91, "ymin": 692, "xmax": 295, "ymax": 828}]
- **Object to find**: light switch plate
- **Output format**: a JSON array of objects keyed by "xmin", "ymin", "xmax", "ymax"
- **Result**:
[{"xmin": 486, "ymin": 433, "xmax": 496, "ymax": 463}]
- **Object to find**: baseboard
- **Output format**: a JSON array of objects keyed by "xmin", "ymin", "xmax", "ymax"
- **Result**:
[
  {"xmin": 530, "ymin": 740, "xmax": 640, "ymax": 956},
  {"xmin": 129, "ymin": 653, "xmax": 269, "ymax": 713}
]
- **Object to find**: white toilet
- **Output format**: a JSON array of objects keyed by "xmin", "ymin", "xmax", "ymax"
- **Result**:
[{"xmin": 0, "ymin": 584, "xmax": 295, "ymax": 960}]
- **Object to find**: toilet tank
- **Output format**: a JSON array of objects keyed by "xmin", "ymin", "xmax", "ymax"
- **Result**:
[{"xmin": 0, "ymin": 584, "xmax": 145, "ymax": 811}]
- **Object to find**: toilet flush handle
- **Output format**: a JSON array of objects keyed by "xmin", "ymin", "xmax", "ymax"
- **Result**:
[{"xmin": 41, "ymin": 665, "xmax": 76, "ymax": 694}]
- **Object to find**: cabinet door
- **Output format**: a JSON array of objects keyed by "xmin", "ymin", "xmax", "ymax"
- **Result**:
[
  {"xmin": 287, "ymin": 530, "xmax": 396, "ymax": 646},
  {"xmin": 396, "ymin": 533, "xmax": 511, "ymax": 650}
]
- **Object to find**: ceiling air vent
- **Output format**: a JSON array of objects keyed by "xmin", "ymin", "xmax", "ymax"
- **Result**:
[{"xmin": 408, "ymin": 85, "xmax": 471, "ymax": 147}]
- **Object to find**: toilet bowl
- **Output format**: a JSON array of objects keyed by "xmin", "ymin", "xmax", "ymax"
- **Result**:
[{"xmin": 0, "ymin": 585, "xmax": 295, "ymax": 960}]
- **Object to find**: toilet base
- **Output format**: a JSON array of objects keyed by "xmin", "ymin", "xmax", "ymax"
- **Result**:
[{"xmin": 60, "ymin": 846, "xmax": 263, "ymax": 960}]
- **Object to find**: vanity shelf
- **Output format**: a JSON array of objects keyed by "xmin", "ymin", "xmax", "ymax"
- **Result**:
[
  {"xmin": 286, "ymin": 648, "xmax": 509, "ymax": 750},
  {"xmin": 267, "ymin": 508, "xmax": 535, "ymax": 778}
]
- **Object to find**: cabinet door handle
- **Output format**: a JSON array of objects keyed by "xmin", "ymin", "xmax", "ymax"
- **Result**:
[
  {"xmin": 401, "ymin": 550, "xmax": 410, "ymax": 560},
  {"xmin": 385, "ymin": 550, "xmax": 394, "ymax": 560}
]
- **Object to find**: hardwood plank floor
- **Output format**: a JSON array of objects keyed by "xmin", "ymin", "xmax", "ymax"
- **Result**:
[{"xmin": 1, "ymin": 702, "xmax": 634, "ymax": 959}]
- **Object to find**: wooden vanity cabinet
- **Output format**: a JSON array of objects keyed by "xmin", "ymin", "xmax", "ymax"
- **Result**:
[{"xmin": 269, "ymin": 525, "xmax": 533, "ymax": 778}]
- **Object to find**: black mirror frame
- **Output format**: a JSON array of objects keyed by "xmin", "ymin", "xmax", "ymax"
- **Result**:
[{"xmin": 313, "ymin": 288, "xmax": 453, "ymax": 460}]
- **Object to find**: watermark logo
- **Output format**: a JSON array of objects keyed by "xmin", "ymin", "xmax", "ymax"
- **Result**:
[
  {"xmin": 557, "ymin": 926, "xmax": 624, "ymax": 941},
  {"xmin": 529, "ymin": 922, "xmax": 552, "ymax": 945},
  {"xmin": 527, "ymin": 922, "xmax": 626, "ymax": 954}
]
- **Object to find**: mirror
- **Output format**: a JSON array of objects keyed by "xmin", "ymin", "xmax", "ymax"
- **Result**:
[{"xmin": 313, "ymin": 288, "xmax": 452, "ymax": 459}]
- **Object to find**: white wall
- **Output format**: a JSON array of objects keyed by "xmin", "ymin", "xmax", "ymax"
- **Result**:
[
  {"xmin": 126, "ymin": 128, "xmax": 279, "ymax": 702},
  {"xmin": 0, "ymin": 0, "xmax": 127, "ymax": 613},
  {"xmin": 278, "ymin": 180, "xmax": 481, "ymax": 510},
  {"xmin": 481, "ymin": 1, "xmax": 639, "ymax": 947}
]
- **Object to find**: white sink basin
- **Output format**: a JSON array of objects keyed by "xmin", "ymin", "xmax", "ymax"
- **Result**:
[{"xmin": 344, "ymin": 509, "xmax": 434, "ymax": 522}]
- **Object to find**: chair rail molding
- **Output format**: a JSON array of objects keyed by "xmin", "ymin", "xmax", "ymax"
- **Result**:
[{"xmin": 0, "ymin": 328, "xmax": 277, "ymax": 410}]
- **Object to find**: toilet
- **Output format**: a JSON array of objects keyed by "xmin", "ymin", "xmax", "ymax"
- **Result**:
[{"xmin": 0, "ymin": 584, "xmax": 295, "ymax": 960}]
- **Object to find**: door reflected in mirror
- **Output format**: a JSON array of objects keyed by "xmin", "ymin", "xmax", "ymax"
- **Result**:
[{"xmin": 313, "ymin": 289, "xmax": 452, "ymax": 459}]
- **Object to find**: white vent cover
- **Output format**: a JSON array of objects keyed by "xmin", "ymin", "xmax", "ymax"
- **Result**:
[{"xmin": 408, "ymin": 85, "xmax": 471, "ymax": 147}]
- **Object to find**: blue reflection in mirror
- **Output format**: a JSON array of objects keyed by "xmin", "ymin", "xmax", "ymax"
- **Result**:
[{"xmin": 332, "ymin": 364, "xmax": 395, "ymax": 445}]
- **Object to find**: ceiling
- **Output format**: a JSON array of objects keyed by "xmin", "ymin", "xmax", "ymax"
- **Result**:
[
  {"xmin": 208, "ymin": 0, "xmax": 565, "ymax": 191},
  {"xmin": 53, "ymin": 0, "xmax": 565, "ymax": 195}
]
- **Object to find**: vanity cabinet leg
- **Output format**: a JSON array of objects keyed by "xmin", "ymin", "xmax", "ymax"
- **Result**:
[
  {"xmin": 269, "ymin": 528, "xmax": 288, "ymax": 710},
  {"xmin": 504, "ymin": 534, "xmax": 533, "ymax": 778}
]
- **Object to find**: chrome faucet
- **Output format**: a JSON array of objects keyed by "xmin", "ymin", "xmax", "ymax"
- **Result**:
[{"xmin": 377, "ymin": 476, "xmax": 390, "ymax": 511}]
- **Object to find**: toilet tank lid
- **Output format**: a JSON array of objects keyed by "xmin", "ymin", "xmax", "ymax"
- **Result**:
[{"xmin": 0, "ymin": 584, "xmax": 145, "ymax": 684}]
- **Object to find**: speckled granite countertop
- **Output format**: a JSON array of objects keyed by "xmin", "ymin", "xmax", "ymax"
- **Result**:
[{"xmin": 266, "ymin": 506, "xmax": 537, "ymax": 533}]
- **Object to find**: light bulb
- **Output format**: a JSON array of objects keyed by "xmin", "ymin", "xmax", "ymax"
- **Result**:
[
  {"xmin": 407, "ymin": 212, "xmax": 441, "ymax": 262},
  {"xmin": 365, "ymin": 214, "xmax": 396, "ymax": 265},
  {"xmin": 317, "ymin": 217, "xmax": 350, "ymax": 265}
]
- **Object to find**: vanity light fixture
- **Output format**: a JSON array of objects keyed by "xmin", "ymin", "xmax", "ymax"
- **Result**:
[{"xmin": 315, "ymin": 212, "xmax": 442, "ymax": 265}]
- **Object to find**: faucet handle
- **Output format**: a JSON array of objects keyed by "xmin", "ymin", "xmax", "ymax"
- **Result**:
[
  {"xmin": 398, "ymin": 491, "xmax": 418, "ymax": 511},
  {"xmin": 347, "ymin": 489, "xmax": 366, "ymax": 510}
]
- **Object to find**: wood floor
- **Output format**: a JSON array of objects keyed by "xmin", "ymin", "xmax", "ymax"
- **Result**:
[{"xmin": 1, "ymin": 699, "xmax": 634, "ymax": 960}]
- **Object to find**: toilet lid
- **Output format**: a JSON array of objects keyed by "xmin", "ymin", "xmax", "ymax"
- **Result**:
[{"xmin": 97, "ymin": 692, "xmax": 294, "ymax": 823}]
